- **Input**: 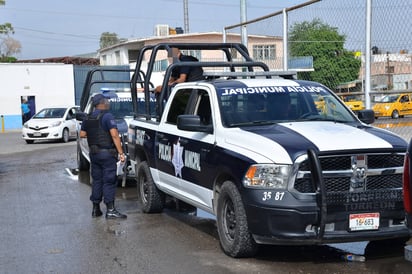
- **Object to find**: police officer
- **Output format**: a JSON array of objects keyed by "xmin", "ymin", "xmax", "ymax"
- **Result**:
[{"xmin": 79, "ymin": 94, "xmax": 127, "ymax": 219}]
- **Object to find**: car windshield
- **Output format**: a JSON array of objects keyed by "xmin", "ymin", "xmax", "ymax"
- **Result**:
[
  {"xmin": 217, "ymin": 83, "xmax": 357, "ymax": 127},
  {"xmin": 33, "ymin": 108, "xmax": 66, "ymax": 119},
  {"xmin": 380, "ymin": 95, "xmax": 399, "ymax": 103},
  {"xmin": 108, "ymin": 97, "xmax": 134, "ymax": 118}
]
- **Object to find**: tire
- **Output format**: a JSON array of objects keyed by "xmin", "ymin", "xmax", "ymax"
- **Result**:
[
  {"xmin": 136, "ymin": 161, "xmax": 165, "ymax": 213},
  {"xmin": 25, "ymin": 140, "xmax": 34, "ymax": 144},
  {"xmin": 61, "ymin": 128, "xmax": 69, "ymax": 143},
  {"xmin": 77, "ymin": 142, "xmax": 90, "ymax": 171},
  {"xmin": 216, "ymin": 181, "xmax": 258, "ymax": 258},
  {"xmin": 391, "ymin": 110, "xmax": 399, "ymax": 119}
]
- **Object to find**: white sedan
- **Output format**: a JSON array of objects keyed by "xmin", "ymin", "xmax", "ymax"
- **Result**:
[{"xmin": 22, "ymin": 106, "xmax": 79, "ymax": 144}]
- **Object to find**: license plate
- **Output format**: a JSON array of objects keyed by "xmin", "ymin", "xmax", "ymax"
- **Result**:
[
  {"xmin": 349, "ymin": 213, "xmax": 379, "ymax": 231},
  {"xmin": 33, "ymin": 132, "xmax": 42, "ymax": 137}
]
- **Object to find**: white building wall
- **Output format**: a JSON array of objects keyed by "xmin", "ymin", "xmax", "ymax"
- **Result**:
[{"xmin": 0, "ymin": 63, "xmax": 75, "ymax": 130}]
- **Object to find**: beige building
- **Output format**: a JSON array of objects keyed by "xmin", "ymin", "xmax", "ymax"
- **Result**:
[{"xmin": 98, "ymin": 32, "xmax": 284, "ymax": 71}]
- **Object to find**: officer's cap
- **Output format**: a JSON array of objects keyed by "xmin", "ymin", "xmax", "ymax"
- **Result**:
[{"xmin": 92, "ymin": 94, "xmax": 107, "ymax": 106}]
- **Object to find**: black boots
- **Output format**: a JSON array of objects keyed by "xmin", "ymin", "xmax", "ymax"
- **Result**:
[
  {"xmin": 105, "ymin": 201, "xmax": 127, "ymax": 219},
  {"xmin": 92, "ymin": 203, "xmax": 103, "ymax": 218}
]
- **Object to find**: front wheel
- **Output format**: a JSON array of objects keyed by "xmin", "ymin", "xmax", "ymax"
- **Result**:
[
  {"xmin": 136, "ymin": 161, "xmax": 165, "ymax": 213},
  {"xmin": 61, "ymin": 128, "xmax": 69, "ymax": 143},
  {"xmin": 216, "ymin": 181, "xmax": 258, "ymax": 258}
]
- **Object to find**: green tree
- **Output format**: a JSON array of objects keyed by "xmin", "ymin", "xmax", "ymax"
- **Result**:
[
  {"xmin": 100, "ymin": 32, "xmax": 120, "ymax": 49},
  {"xmin": 1, "ymin": 0, "xmax": 20, "ymax": 62},
  {"xmin": 289, "ymin": 18, "xmax": 361, "ymax": 89},
  {"xmin": 0, "ymin": 1, "xmax": 13, "ymax": 35}
]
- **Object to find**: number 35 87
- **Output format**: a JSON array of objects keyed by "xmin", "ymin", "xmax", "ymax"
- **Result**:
[{"xmin": 262, "ymin": 191, "xmax": 285, "ymax": 201}]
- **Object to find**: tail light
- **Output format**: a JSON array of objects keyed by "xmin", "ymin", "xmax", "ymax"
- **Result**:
[{"xmin": 403, "ymin": 152, "xmax": 412, "ymax": 213}]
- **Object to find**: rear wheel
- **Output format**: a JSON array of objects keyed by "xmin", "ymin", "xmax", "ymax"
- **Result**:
[
  {"xmin": 216, "ymin": 181, "xmax": 258, "ymax": 258},
  {"xmin": 136, "ymin": 161, "xmax": 165, "ymax": 213}
]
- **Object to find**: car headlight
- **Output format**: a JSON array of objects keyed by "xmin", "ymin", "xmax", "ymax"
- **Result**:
[
  {"xmin": 23, "ymin": 123, "xmax": 29, "ymax": 128},
  {"xmin": 243, "ymin": 164, "xmax": 291, "ymax": 189},
  {"xmin": 51, "ymin": 121, "xmax": 62, "ymax": 127}
]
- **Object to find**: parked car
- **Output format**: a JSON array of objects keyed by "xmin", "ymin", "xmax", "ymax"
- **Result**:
[
  {"xmin": 372, "ymin": 93, "xmax": 412, "ymax": 119},
  {"xmin": 340, "ymin": 95, "xmax": 365, "ymax": 113},
  {"xmin": 22, "ymin": 106, "xmax": 80, "ymax": 144}
]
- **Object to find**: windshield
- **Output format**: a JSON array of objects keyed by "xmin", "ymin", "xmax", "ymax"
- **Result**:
[
  {"xmin": 217, "ymin": 83, "xmax": 357, "ymax": 127},
  {"xmin": 108, "ymin": 97, "xmax": 134, "ymax": 119},
  {"xmin": 380, "ymin": 95, "xmax": 399, "ymax": 103},
  {"xmin": 33, "ymin": 108, "xmax": 66, "ymax": 119}
]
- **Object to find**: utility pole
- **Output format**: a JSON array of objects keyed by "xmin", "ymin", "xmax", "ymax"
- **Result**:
[
  {"xmin": 365, "ymin": 0, "xmax": 372, "ymax": 109},
  {"xmin": 184, "ymin": 0, "xmax": 189, "ymax": 33},
  {"xmin": 240, "ymin": 0, "xmax": 248, "ymax": 48}
]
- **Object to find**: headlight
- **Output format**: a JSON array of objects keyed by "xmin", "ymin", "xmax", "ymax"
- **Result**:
[
  {"xmin": 23, "ymin": 123, "xmax": 29, "ymax": 128},
  {"xmin": 51, "ymin": 121, "xmax": 62, "ymax": 127},
  {"xmin": 243, "ymin": 164, "xmax": 291, "ymax": 189}
]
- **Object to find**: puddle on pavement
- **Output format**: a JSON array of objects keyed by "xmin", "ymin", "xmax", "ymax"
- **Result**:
[{"xmin": 106, "ymin": 223, "xmax": 127, "ymax": 236}]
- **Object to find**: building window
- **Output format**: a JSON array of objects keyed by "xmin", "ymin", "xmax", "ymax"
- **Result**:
[
  {"xmin": 115, "ymin": 50, "xmax": 121, "ymax": 65},
  {"xmin": 386, "ymin": 66, "xmax": 394, "ymax": 74},
  {"xmin": 253, "ymin": 45, "xmax": 276, "ymax": 60},
  {"xmin": 128, "ymin": 50, "xmax": 139, "ymax": 63}
]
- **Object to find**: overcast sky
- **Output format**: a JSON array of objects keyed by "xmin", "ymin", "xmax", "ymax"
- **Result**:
[{"xmin": 0, "ymin": 0, "xmax": 307, "ymax": 59}]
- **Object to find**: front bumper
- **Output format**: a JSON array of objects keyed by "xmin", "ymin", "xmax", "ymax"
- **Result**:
[
  {"xmin": 243, "ymin": 190, "xmax": 411, "ymax": 245},
  {"xmin": 22, "ymin": 128, "xmax": 62, "ymax": 140}
]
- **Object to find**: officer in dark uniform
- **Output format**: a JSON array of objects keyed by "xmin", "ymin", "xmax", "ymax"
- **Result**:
[{"xmin": 79, "ymin": 94, "xmax": 127, "ymax": 219}]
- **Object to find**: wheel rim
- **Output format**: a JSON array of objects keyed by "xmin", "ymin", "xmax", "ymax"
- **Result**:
[
  {"xmin": 393, "ymin": 110, "xmax": 399, "ymax": 118},
  {"xmin": 139, "ymin": 173, "xmax": 149, "ymax": 204},
  {"xmin": 63, "ymin": 129, "xmax": 69, "ymax": 142},
  {"xmin": 222, "ymin": 198, "xmax": 236, "ymax": 241}
]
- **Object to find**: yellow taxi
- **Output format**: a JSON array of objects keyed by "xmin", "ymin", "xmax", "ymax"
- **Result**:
[
  {"xmin": 340, "ymin": 95, "xmax": 365, "ymax": 113},
  {"xmin": 372, "ymin": 93, "xmax": 412, "ymax": 119}
]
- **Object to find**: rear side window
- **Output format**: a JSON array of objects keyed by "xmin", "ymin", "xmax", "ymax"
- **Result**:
[{"xmin": 167, "ymin": 89, "xmax": 192, "ymax": 124}]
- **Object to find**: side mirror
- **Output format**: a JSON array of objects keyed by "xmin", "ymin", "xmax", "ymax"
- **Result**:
[
  {"xmin": 75, "ymin": 112, "xmax": 88, "ymax": 122},
  {"xmin": 177, "ymin": 115, "xmax": 213, "ymax": 134},
  {"xmin": 358, "ymin": 109, "xmax": 375, "ymax": 124}
]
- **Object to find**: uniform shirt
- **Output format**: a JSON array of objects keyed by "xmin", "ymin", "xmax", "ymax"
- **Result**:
[{"xmin": 171, "ymin": 54, "xmax": 204, "ymax": 82}]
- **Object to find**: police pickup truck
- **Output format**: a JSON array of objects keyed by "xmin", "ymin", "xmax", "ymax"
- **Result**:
[{"xmin": 127, "ymin": 43, "xmax": 410, "ymax": 258}]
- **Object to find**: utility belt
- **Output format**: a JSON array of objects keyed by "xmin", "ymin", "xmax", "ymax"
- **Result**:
[{"xmin": 89, "ymin": 145, "xmax": 117, "ymax": 156}]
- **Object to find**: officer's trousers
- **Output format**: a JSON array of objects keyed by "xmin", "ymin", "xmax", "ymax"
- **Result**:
[{"xmin": 89, "ymin": 151, "xmax": 117, "ymax": 204}]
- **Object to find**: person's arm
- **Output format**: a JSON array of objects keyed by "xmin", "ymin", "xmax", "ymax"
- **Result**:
[
  {"xmin": 79, "ymin": 130, "xmax": 87, "ymax": 138},
  {"xmin": 109, "ymin": 128, "xmax": 125, "ymax": 162},
  {"xmin": 169, "ymin": 73, "xmax": 187, "ymax": 85}
]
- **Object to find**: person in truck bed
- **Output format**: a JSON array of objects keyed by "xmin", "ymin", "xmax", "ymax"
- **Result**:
[{"xmin": 154, "ymin": 48, "xmax": 204, "ymax": 94}]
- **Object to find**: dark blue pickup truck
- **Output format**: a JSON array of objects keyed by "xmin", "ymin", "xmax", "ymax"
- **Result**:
[{"xmin": 127, "ymin": 43, "xmax": 411, "ymax": 258}]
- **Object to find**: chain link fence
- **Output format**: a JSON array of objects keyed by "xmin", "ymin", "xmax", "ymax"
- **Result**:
[{"xmin": 224, "ymin": 0, "xmax": 412, "ymax": 99}]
